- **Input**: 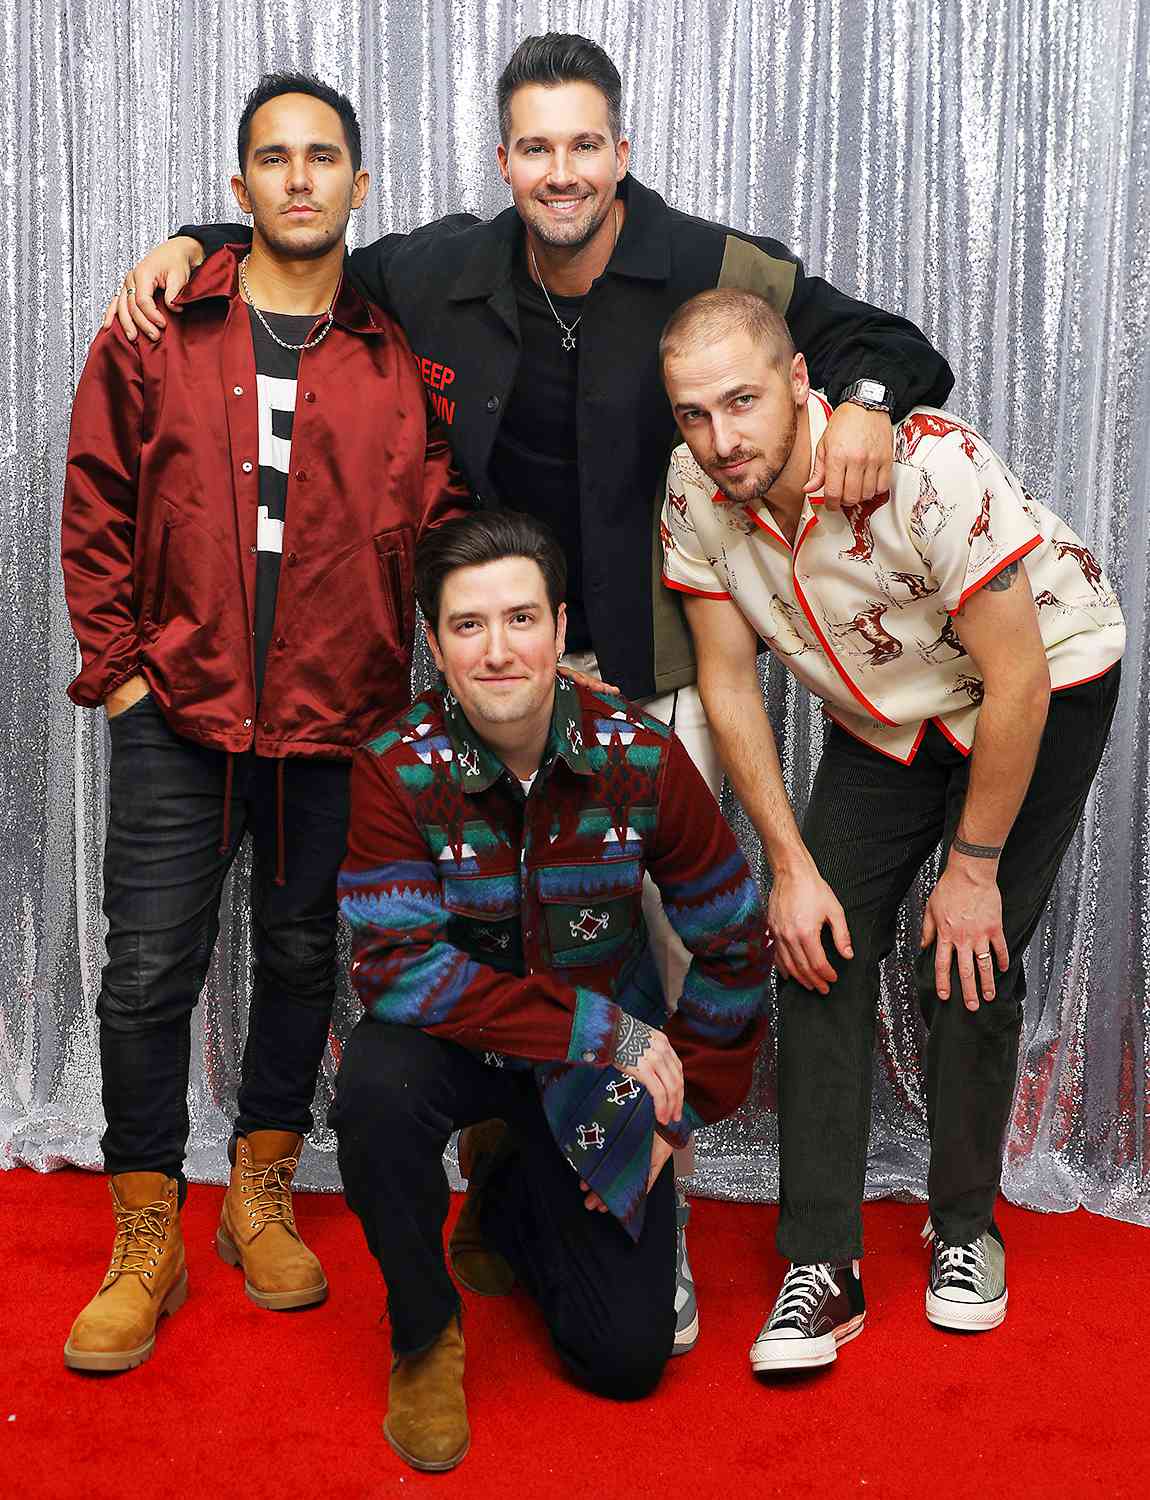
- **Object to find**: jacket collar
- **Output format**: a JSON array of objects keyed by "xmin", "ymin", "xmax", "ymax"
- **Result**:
[
  {"xmin": 442, "ymin": 674, "xmax": 593, "ymax": 795},
  {"xmin": 174, "ymin": 244, "xmax": 383, "ymax": 336},
  {"xmin": 446, "ymin": 173, "xmax": 672, "ymax": 304}
]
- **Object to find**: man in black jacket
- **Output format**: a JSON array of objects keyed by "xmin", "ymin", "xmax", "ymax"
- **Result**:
[{"xmin": 108, "ymin": 32, "xmax": 954, "ymax": 1356}]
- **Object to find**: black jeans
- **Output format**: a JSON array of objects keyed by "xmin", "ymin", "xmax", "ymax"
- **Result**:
[
  {"xmin": 330, "ymin": 1019, "xmax": 677, "ymax": 1400},
  {"xmin": 776, "ymin": 666, "xmax": 1121, "ymax": 1262},
  {"xmin": 97, "ymin": 694, "xmax": 349, "ymax": 1181}
]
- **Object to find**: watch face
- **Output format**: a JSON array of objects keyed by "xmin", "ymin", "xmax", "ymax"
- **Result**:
[{"xmin": 857, "ymin": 379, "xmax": 887, "ymax": 403}]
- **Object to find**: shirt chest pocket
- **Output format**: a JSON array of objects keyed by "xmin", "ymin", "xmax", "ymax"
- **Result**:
[
  {"xmin": 537, "ymin": 860, "xmax": 643, "ymax": 968},
  {"xmin": 442, "ymin": 872, "xmax": 522, "ymax": 974}
]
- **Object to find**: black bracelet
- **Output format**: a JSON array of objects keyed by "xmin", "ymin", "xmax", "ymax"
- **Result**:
[{"xmin": 951, "ymin": 835, "xmax": 1003, "ymax": 859}]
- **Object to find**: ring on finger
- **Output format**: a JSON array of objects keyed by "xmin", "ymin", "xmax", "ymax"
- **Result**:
[
  {"xmin": 975, "ymin": 951, "xmax": 992, "ymax": 962},
  {"xmin": 126, "ymin": 284, "xmax": 137, "ymax": 298}
]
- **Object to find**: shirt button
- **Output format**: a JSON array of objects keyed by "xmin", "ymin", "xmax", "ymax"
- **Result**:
[
  {"xmin": 486, "ymin": 396, "xmax": 500, "ymax": 412},
  {"xmin": 249, "ymin": 545, "xmax": 256, "ymax": 555},
  {"xmin": 243, "ymin": 717, "xmax": 252, "ymax": 728},
  {"xmin": 233, "ymin": 385, "xmax": 244, "ymax": 396},
  {"xmin": 275, "ymin": 636, "xmax": 286, "ymax": 649},
  {"xmin": 286, "ymin": 551, "xmax": 298, "ymax": 565},
  {"xmin": 294, "ymin": 468, "xmax": 307, "ymax": 481},
  {"xmin": 241, "ymin": 460, "xmax": 253, "ymax": 473},
  {"xmin": 581, "ymin": 1050, "xmax": 595, "ymax": 1063},
  {"xmin": 303, "ymin": 391, "xmax": 315, "ymax": 403}
]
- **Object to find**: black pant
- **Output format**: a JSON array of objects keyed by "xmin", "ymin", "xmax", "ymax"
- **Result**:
[
  {"xmin": 776, "ymin": 667, "xmax": 1120, "ymax": 1262},
  {"xmin": 97, "ymin": 694, "xmax": 349, "ymax": 1181},
  {"xmin": 330, "ymin": 1019, "xmax": 677, "ymax": 1400}
]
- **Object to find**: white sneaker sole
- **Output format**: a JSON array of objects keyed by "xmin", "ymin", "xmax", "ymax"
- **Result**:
[
  {"xmin": 750, "ymin": 1312, "xmax": 865, "ymax": 1372},
  {"xmin": 926, "ymin": 1287, "xmax": 1007, "ymax": 1330}
]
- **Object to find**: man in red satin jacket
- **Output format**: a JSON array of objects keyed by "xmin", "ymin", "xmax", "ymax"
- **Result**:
[{"xmin": 59, "ymin": 71, "xmax": 468, "ymax": 1376}]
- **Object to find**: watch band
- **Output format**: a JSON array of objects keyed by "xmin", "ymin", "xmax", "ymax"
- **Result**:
[{"xmin": 841, "ymin": 378, "xmax": 893, "ymax": 414}]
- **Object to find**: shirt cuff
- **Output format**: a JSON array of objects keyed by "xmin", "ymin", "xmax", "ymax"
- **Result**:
[
  {"xmin": 656, "ymin": 1100, "xmax": 705, "ymax": 1151},
  {"xmin": 566, "ymin": 988, "xmax": 621, "ymax": 1067}
]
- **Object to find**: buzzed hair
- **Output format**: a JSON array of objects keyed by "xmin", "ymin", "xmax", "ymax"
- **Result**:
[{"xmin": 659, "ymin": 288, "xmax": 795, "ymax": 374}]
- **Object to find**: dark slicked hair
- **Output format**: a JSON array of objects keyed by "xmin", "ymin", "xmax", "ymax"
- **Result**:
[
  {"xmin": 497, "ymin": 33, "xmax": 623, "ymax": 144},
  {"xmin": 237, "ymin": 72, "xmax": 363, "ymax": 173},
  {"xmin": 660, "ymin": 288, "xmax": 796, "ymax": 373},
  {"xmin": 415, "ymin": 510, "xmax": 567, "ymax": 632}
]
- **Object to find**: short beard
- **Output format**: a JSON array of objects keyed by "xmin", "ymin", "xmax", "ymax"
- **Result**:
[
  {"xmin": 253, "ymin": 211, "xmax": 350, "ymax": 262},
  {"xmin": 714, "ymin": 404, "xmax": 797, "ymax": 503},
  {"xmin": 523, "ymin": 193, "xmax": 613, "ymax": 251}
]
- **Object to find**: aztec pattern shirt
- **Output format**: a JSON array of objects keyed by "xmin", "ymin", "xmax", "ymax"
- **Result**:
[
  {"xmin": 661, "ymin": 394, "xmax": 1126, "ymax": 763},
  {"xmin": 339, "ymin": 674, "xmax": 772, "ymax": 1239}
]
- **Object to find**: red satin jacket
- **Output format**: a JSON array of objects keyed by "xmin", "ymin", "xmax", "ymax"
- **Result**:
[{"xmin": 62, "ymin": 245, "xmax": 470, "ymax": 758}]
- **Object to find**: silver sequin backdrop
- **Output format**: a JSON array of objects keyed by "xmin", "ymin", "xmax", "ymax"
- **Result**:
[{"xmin": 2, "ymin": 1, "xmax": 1148, "ymax": 1224}]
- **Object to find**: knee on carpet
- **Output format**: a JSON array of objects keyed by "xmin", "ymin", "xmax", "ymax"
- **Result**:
[{"xmin": 561, "ymin": 1327, "xmax": 669, "ymax": 1402}]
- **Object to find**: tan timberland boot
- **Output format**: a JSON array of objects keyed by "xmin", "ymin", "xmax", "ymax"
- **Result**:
[
  {"xmin": 384, "ymin": 1316, "xmax": 469, "ymax": 1472},
  {"xmin": 216, "ymin": 1130, "xmax": 327, "ymax": 1309},
  {"xmin": 64, "ymin": 1172, "xmax": 187, "ymax": 1372},
  {"xmin": 448, "ymin": 1119, "xmax": 516, "ymax": 1296}
]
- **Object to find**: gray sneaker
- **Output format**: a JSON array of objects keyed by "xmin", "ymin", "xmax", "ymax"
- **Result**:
[
  {"xmin": 670, "ymin": 1185, "xmax": 698, "ymax": 1355},
  {"xmin": 924, "ymin": 1221, "xmax": 1008, "ymax": 1330}
]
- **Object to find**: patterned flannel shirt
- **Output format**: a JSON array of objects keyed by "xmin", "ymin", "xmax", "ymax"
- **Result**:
[
  {"xmin": 661, "ymin": 394, "xmax": 1125, "ymax": 763},
  {"xmin": 339, "ymin": 674, "xmax": 772, "ymax": 1240}
]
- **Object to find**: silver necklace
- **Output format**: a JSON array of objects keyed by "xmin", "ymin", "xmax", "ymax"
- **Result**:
[
  {"xmin": 528, "ymin": 202, "xmax": 619, "ymax": 352},
  {"xmin": 239, "ymin": 255, "xmax": 336, "ymax": 352}
]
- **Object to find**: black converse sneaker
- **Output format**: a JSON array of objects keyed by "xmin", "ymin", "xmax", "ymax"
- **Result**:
[
  {"xmin": 750, "ymin": 1260, "xmax": 866, "ymax": 1371},
  {"xmin": 923, "ymin": 1221, "xmax": 1008, "ymax": 1330}
]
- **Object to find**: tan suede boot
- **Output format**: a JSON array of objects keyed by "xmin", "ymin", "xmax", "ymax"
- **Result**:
[
  {"xmin": 216, "ymin": 1131, "xmax": 327, "ymax": 1309},
  {"xmin": 64, "ymin": 1173, "xmax": 187, "ymax": 1372},
  {"xmin": 384, "ymin": 1316, "xmax": 469, "ymax": 1472},
  {"xmin": 448, "ymin": 1120, "xmax": 516, "ymax": 1296}
]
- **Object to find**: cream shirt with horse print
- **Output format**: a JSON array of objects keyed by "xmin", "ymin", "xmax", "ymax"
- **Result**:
[{"xmin": 660, "ymin": 393, "xmax": 1125, "ymax": 763}]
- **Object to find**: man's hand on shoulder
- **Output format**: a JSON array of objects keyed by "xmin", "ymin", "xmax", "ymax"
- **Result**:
[
  {"xmin": 807, "ymin": 403, "xmax": 893, "ymax": 510},
  {"xmin": 101, "ymin": 237, "xmax": 205, "ymax": 343},
  {"xmin": 613, "ymin": 1013, "xmax": 683, "ymax": 1126}
]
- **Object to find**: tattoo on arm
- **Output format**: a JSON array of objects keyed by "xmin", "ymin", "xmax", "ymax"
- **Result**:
[
  {"xmin": 951, "ymin": 835, "xmax": 1004, "ymax": 859},
  {"xmin": 984, "ymin": 561, "xmax": 1019, "ymax": 592},
  {"xmin": 613, "ymin": 1012, "xmax": 656, "ymax": 1069}
]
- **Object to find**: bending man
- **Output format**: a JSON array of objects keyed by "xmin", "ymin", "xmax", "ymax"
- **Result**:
[{"xmin": 659, "ymin": 289, "xmax": 1124, "ymax": 1370}]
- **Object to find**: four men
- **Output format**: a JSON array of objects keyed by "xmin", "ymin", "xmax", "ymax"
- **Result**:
[{"xmin": 60, "ymin": 22, "xmax": 1122, "ymax": 1478}]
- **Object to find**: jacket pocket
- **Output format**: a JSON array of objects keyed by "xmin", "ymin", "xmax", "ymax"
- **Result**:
[
  {"xmin": 151, "ymin": 512, "xmax": 173, "ymax": 626},
  {"xmin": 537, "ymin": 860, "xmax": 643, "ymax": 968},
  {"xmin": 374, "ymin": 529, "xmax": 412, "ymax": 648},
  {"xmin": 442, "ymin": 871, "xmax": 522, "ymax": 973}
]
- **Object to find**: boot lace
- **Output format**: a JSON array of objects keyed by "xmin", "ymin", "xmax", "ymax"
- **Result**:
[
  {"xmin": 106, "ymin": 1200, "xmax": 171, "ymax": 1283},
  {"xmin": 241, "ymin": 1154, "xmax": 299, "ymax": 1232},
  {"xmin": 768, "ymin": 1262, "xmax": 839, "ymax": 1328}
]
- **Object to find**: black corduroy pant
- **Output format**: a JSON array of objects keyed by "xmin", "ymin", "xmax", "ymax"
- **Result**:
[
  {"xmin": 776, "ymin": 665, "xmax": 1120, "ymax": 1263},
  {"xmin": 330, "ymin": 1019, "xmax": 676, "ymax": 1399}
]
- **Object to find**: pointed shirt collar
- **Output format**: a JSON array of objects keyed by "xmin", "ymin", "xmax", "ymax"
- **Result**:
[
  {"xmin": 446, "ymin": 173, "xmax": 672, "ymax": 304},
  {"xmin": 174, "ymin": 244, "xmax": 383, "ymax": 336},
  {"xmin": 441, "ymin": 674, "xmax": 594, "ymax": 795}
]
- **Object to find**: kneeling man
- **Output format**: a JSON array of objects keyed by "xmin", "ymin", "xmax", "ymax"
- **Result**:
[
  {"xmin": 659, "ymin": 290, "xmax": 1124, "ymax": 1370},
  {"xmin": 333, "ymin": 510, "xmax": 771, "ymax": 1470}
]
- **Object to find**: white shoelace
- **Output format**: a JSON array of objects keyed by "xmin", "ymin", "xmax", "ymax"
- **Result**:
[
  {"xmin": 768, "ymin": 1262, "xmax": 840, "ymax": 1327},
  {"xmin": 922, "ymin": 1221, "xmax": 986, "ymax": 1289}
]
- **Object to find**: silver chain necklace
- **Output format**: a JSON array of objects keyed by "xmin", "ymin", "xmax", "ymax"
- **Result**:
[
  {"xmin": 528, "ymin": 202, "xmax": 619, "ymax": 352},
  {"xmin": 239, "ymin": 255, "xmax": 336, "ymax": 352}
]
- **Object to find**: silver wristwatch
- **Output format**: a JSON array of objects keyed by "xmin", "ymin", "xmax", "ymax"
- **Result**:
[{"xmin": 842, "ymin": 378, "xmax": 893, "ymax": 414}]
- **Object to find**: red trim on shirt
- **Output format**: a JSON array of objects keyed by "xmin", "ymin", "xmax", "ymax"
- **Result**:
[
  {"xmin": 1051, "ymin": 663, "xmax": 1121, "ymax": 693},
  {"xmin": 661, "ymin": 573, "xmax": 731, "ymax": 601},
  {"xmin": 791, "ymin": 514, "xmax": 898, "ymax": 727},
  {"xmin": 931, "ymin": 716, "xmax": 972, "ymax": 755},
  {"xmin": 743, "ymin": 504, "xmax": 792, "ymax": 549},
  {"xmin": 948, "ymin": 535, "xmax": 1043, "ymax": 614},
  {"xmin": 826, "ymin": 710, "xmax": 927, "ymax": 765}
]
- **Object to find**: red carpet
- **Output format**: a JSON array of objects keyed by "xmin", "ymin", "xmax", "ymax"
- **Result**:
[{"xmin": 2, "ymin": 1166, "xmax": 1147, "ymax": 1498}]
